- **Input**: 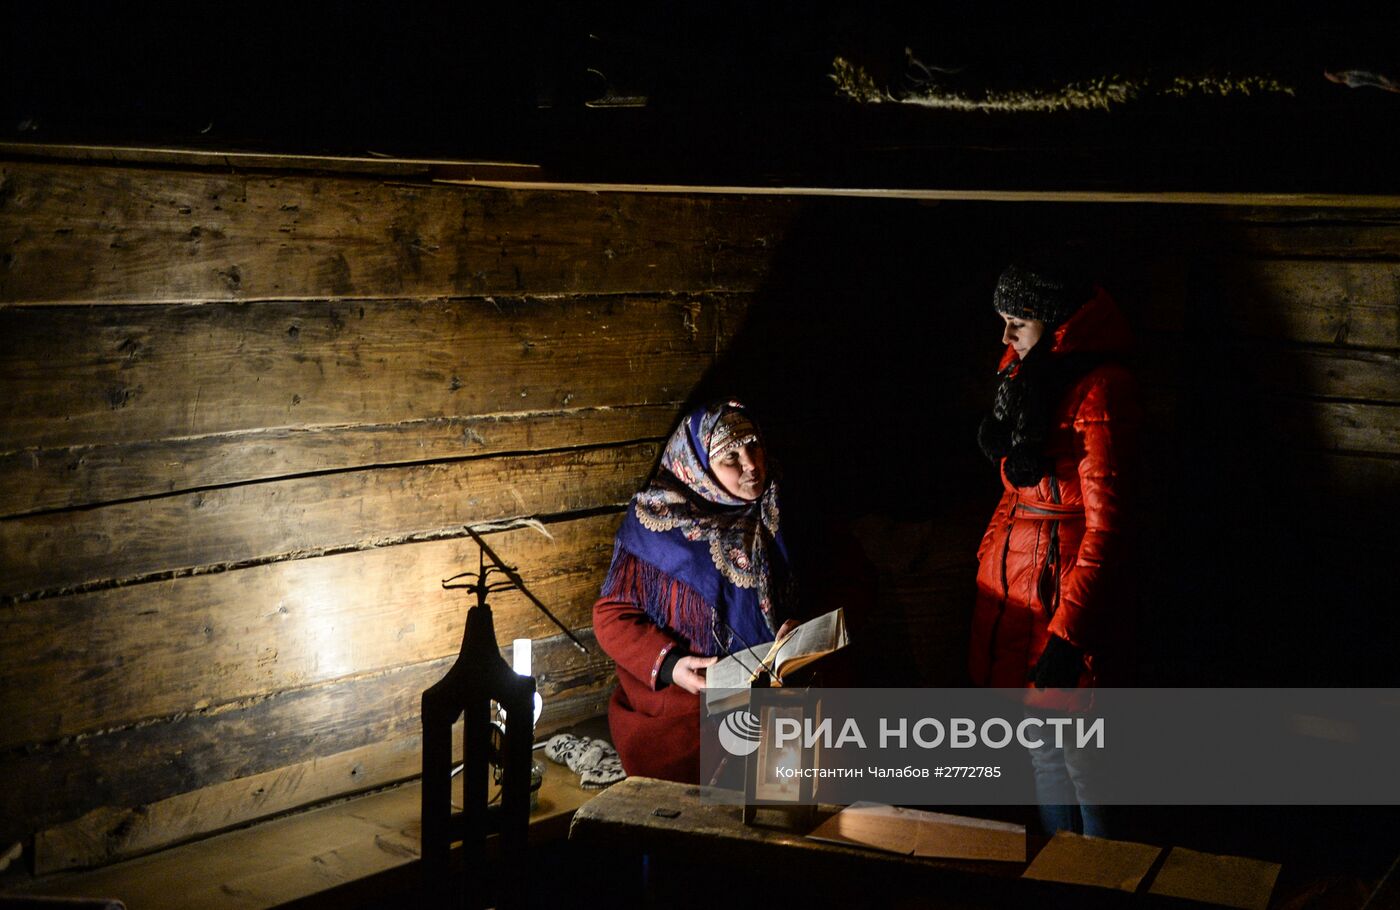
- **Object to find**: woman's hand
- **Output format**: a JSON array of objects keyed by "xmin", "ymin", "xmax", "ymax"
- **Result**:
[
  {"xmin": 671, "ymin": 655, "xmax": 718, "ymax": 694},
  {"xmin": 669, "ymin": 655, "xmax": 716, "ymax": 691},
  {"xmin": 775, "ymin": 619, "xmax": 799, "ymax": 641}
]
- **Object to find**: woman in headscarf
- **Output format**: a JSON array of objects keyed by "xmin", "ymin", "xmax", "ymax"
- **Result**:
[
  {"xmin": 971, "ymin": 261, "xmax": 1140, "ymax": 837},
  {"xmin": 593, "ymin": 400, "xmax": 796, "ymax": 783}
]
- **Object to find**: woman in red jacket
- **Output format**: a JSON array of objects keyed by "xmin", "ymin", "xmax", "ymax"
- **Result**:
[
  {"xmin": 593, "ymin": 401, "xmax": 795, "ymax": 783},
  {"xmin": 971, "ymin": 262, "xmax": 1140, "ymax": 837}
]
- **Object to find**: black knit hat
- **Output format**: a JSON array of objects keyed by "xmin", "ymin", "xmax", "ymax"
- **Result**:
[{"xmin": 992, "ymin": 262, "xmax": 1085, "ymax": 328}]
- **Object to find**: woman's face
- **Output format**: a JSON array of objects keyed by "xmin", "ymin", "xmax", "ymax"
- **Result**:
[
  {"xmin": 711, "ymin": 441, "xmax": 767, "ymax": 501},
  {"xmin": 1000, "ymin": 314, "xmax": 1046, "ymax": 360}
]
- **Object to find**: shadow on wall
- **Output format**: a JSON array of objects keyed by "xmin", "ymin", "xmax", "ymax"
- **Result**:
[
  {"xmin": 1140, "ymin": 238, "xmax": 1400, "ymax": 687},
  {"xmin": 684, "ymin": 200, "xmax": 1398, "ymax": 689},
  {"xmin": 684, "ymin": 200, "xmax": 1165, "ymax": 686}
]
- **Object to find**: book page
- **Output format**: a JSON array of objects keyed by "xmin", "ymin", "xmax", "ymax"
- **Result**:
[
  {"xmin": 808, "ymin": 803, "xmax": 1025, "ymax": 862},
  {"xmin": 1022, "ymin": 831, "xmax": 1161, "ymax": 892},
  {"xmin": 806, "ymin": 803, "xmax": 919, "ymax": 855},
  {"xmin": 1147, "ymin": 846, "xmax": 1280, "ymax": 910},
  {"xmin": 703, "ymin": 608, "xmax": 848, "ymax": 714},
  {"xmin": 771, "ymin": 608, "xmax": 847, "ymax": 678},
  {"xmin": 705, "ymin": 643, "xmax": 772, "ymax": 692},
  {"xmin": 913, "ymin": 813, "xmax": 1026, "ymax": 862}
]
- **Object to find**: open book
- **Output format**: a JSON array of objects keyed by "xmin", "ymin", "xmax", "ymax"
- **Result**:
[{"xmin": 704, "ymin": 608, "xmax": 848, "ymax": 715}]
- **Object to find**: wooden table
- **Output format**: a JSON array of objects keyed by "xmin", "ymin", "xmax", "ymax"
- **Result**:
[
  {"xmin": 568, "ymin": 776, "xmax": 1055, "ymax": 908},
  {"xmin": 11, "ymin": 766, "xmax": 596, "ymax": 910}
]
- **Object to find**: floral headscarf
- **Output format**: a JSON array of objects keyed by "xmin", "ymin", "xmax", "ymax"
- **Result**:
[{"xmin": 601, "ymin": 401, "xmax": 789, "ymax": 655}]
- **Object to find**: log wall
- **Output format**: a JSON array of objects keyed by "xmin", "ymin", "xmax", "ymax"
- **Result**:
[
  {"xmin": 2, "ymin": 152, "xmax": 1397, "ymax": 879},
  {"xmin": 0, "ymin": 157, "xmax": 794, "ymax": 873}
]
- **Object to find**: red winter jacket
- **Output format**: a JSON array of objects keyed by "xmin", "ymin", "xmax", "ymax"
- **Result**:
[{"xmin": 969, "ymin": 287, "xmax": 1140, "ymax": 705}]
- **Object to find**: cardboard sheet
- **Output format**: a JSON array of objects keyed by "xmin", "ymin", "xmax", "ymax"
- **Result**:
[
  {"xmin": 1147, "ymin": 846, "xmax": 1281, "ymax": 910},
  {"xmin": 1021, "ymin": 830, "xmax": 1161, "ymax": 892}
]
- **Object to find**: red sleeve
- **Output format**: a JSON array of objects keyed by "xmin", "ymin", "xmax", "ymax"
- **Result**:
[
  {"xmin": 592, "ymin": 553, "xmax": 684, "ymax": 692},
  {"xmin": 1048, "ymin": 367, "xmax": 1139, "ymax": 650}
]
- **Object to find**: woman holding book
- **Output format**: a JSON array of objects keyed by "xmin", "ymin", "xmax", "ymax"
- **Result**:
[
  {"xmin": 592, "ymin": 400, "xmax": 801, "ymax": 783},
  {"xmin": 971, "ymin": 261, "xmax": 1140, "ymax": 837}
]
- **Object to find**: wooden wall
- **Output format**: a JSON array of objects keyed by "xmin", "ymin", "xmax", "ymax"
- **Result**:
[
  {"xmin": 1132, "ymin": 209, "xmax": 1400, "ymax": 684},
  {"xmin": 2, "ymin": 151, "xmax": 1397, "ymax": 879},
  {"xmin": 0, "ymin": 157, "xmax": 794, "ymax": 873}
]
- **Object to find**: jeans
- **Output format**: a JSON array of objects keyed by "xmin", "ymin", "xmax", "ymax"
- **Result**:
[{"xmin": 1026, "ymin": 709, "xmax": 1114, "ymax": 838}]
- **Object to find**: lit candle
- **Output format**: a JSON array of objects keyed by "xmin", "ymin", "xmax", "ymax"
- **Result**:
[{"xmin": 512, "ymin": 638, "xmax": 532, "ymax": 677}]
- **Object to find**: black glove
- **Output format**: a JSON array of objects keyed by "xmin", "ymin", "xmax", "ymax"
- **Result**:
[{"xmin": 1031, "ymin": 634, "xmax": 1085, "ymax": 690}]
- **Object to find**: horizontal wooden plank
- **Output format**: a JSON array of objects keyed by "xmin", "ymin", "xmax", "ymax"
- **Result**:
[
  {"xmin": 30, "ymin": 785, "xmax": 423, "ymax": 907},
  {"xmin": 1223, "ymin": 260, "xmax": 1400, "ymax": 349},
  {"xmin": 1220, "ymin": 208, "xmax": 1400, "ymax": 226},
  {"xmin": 0, "ymin": 442, "xmax": 655, "ymax": 600},
  {"xmin": 0, "ymin": 404, "xmax": 678, "ymax": 518},
  {"xmin": 33, "ymin": 704, "xmax": 607, "ymax": 876},
  {"xmin": 1269, "ymin": 399, "xmax": 1400, "ymax": 456},
  {"xmin": 1, "ymin": 628, "xmax": 614, "ymax": 848},
  {"xmin": 0, "ymin": 140, "xmax": 452, "ymax": 177},
  {"xmin": 1130, "ymin": 381, "xmax": 1399, "ymax": 456},
  {"xmin": 0, "ymin": 161, "xmax": 793, "ymax": 303},
  {"xmin": 1300, "ymin": 453, "xmax": 1400, "ymax": 534},
  {"xmin": 0, "ymin": 513, "xmax": 622, "ymax": 749},
  {"xmin": 30, "ymin": 785, "xmax": 420, "ymax": 906},
  {"xmin": 34, "ymin": 733, "xmax": 435, "ymax": 874},
  {"xmin": 1122, "ymin": 383, "xmax": 1400, "ymax": 519},
  {"xmin": 1242, "ymin": 346, "xmax": 1399, "ymax": 403},
  {"xmin": 1137, "ymin": 341, "xmax": 1400, "ymax": 404},
  {"xmin": 1218, "ymin": 209, "xmax": 1400, "ymax": 258},
  {"xmin": 25, "ymin": 768, "xmax": 600, "ymax": 910},
  {"xmin": 0, "ymin": 294, "xmax": 744, "ymax": 452}
]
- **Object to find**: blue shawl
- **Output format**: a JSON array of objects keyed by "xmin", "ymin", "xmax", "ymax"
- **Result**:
[{"xmin": 600, "ymin": 402, "xmax": 789, "ymax": 657}]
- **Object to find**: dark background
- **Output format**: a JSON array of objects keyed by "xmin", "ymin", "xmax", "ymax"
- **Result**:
[{"xmin": 6, "ymin": 4, "xmax": 1400, "ymax": 191}]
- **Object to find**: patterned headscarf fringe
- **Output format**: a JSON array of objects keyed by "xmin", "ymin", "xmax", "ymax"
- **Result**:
[{"xmin": 600, "ymin": 545, "xmax": 719, "ymax": 657}]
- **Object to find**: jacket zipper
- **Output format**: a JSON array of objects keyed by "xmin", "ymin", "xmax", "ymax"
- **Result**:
[{"xmin": 985, "ymin": 496, "xmax": 1015, "ymax": 685}]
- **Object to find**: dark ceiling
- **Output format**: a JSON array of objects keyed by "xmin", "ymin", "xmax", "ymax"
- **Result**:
[{"xmin": 5, "ymin": 4, "xmax": 1400, "ymax": 192}]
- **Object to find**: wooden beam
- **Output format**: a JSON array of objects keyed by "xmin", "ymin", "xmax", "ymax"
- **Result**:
[
  {"xmin": 8, "ymin": 143, "xmax": 1400, "ymax": 207},
  {"xmin": 0, "ymin": 140, "xmax": 540, "ymax": 178},
  {"xmin": 437, "ymin": 178, "xmax": 1400, "ymax": 209},
  {"xmin": 0, "ymin": 443, "xmax": 657, "ymax": 600},
  {"xmin": 0, "ymin": 161, "xmax": 794, "ymax": 303}
]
